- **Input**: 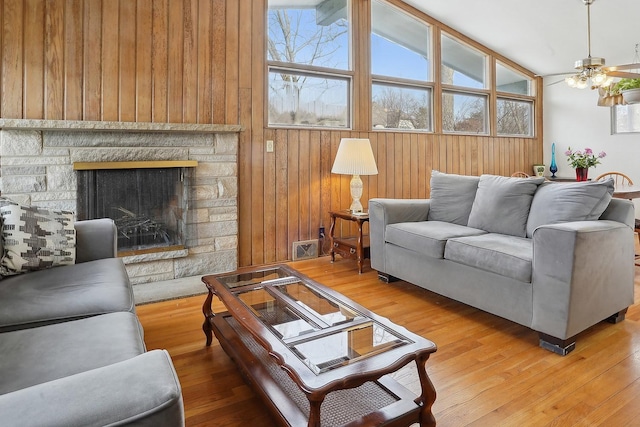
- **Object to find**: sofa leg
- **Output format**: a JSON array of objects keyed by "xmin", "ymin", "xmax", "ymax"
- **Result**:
[
  {"xmin": 538, "ymin": 333, "xmax": 576, "ymax": 356},
  {"xmin": 377, "ymin": 272, "xmax": 399, "ymax": 283},
  {"xmin": 605, "ymin": 308, "xmax": 628, "ymax": 324}
]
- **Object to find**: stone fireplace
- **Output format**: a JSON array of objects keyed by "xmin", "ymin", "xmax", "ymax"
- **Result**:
[{"xmin": 0, "ymin": 119, "xmax": 241, "ymax": 285}]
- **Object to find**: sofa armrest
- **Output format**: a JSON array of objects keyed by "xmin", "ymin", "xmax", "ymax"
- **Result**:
[
  {"xmin": 75, "ymin": 218, "xmax": 118, "ymax": 263},
  {"xmin": 531, "ymin": 220, "xmax": 635, "ymax": 340},
  {"xmin": 0, "ymin": 350, "xmax": 184, "ymax": 427},
  {"xmin": 369, "ymin": 198, "xmax": 430, "ymax": 273},
  {"xmin": 599, "ymin": 198, "xmax": 635, "ymax": 229}
]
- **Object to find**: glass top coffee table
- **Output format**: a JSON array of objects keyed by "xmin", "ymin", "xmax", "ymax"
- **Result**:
[{"xmin": 202, "ymin": 264, "xmax": 437, "ymax": 427}]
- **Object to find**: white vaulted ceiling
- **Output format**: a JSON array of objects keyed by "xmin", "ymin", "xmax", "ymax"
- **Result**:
[{"xmin": 404, "ymin": 0, "xmax": 640, "ymax": 78}]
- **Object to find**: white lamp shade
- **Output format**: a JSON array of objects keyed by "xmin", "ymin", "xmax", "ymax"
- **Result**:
[{"xmin": 331, "ymin": 138, "xmax": 378, "ymax": 176}]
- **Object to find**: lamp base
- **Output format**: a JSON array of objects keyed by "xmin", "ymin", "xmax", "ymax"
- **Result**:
[{"xmin": 349, "ymin": 174, "xmax": 364, "ymax": 213}]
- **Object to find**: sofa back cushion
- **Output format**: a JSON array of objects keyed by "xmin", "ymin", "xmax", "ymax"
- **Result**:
[
  {"xmin": 467, "ymin": 174, "xmax": 544, "ymax": 237},
  {"xmin": 526, "ymin": 178, "xmax": 615, "ymax": 237},
  {"xmin": 427, "ymin": 171, "xmax": 480, "ymax": 226}
]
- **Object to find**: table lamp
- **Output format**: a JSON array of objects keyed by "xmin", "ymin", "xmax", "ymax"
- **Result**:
[{"xmin": 331, "ymin": 138, "xmax": 378, "ymax": 213}]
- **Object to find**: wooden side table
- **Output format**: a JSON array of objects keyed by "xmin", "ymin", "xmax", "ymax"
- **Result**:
[{"xmin": 329, "ymin": 210, "xmax": 370, "ymax": 274}]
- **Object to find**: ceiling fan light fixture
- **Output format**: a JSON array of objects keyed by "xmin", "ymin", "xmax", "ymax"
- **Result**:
[
  {"xmin": 565, "ymin": 75, "xmax": 578, "ymax": 87},
  {"xmin": 591, "ymin": 71, "xmax": 607, "ymax": 85},
  {"xmin": 576, "ymin": 77, "xmax": 589, "ymax": 89}
]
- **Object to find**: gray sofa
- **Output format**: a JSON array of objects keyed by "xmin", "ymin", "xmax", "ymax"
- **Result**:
[
  {"xmin": 370, "ymin": 172, "xmax": 636, "ymax": 355},
  {"xmin": 0, "ymin": 218, "xmax": 185, "ymax": 426}
]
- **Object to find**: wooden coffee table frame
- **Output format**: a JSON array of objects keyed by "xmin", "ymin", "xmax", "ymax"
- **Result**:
[{"xmin": 202, "ymin": 265, "xmax": 437, "ymax": 427}]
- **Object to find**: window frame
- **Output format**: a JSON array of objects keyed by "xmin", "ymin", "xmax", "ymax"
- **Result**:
[
  {"xmin": 611, "ymin": 103, "xmax": 640, "ymax": 134},
  {"xmin": 264, "ymin": 0, "xmax": 539, "ymax": 138},
  {"xmin": 266, "ymin": 1, "xmax": 354, "ymax": 130}
]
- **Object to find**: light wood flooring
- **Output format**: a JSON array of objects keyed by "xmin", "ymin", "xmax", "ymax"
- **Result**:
[{"xmin": 136, "ymin": 257, "xmax": 640, "ymax": 426}]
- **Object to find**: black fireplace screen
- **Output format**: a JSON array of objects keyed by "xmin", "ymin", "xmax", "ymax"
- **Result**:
[{"xmin": 77, "ymin": 167, "xmax": 191, "ymax": 253}]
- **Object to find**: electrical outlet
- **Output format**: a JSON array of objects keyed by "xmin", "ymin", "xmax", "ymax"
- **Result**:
[
  {"xmin": 319, "ymin": 226, "xmax": 325, "ymax": 239},
  {"xmin": 266, "ymin": 140, "xmax": 274, "ymax": 152}
]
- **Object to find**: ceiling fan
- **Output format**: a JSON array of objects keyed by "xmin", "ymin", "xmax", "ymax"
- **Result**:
[{"xmin": 543, "ymin": 0, "xmax": 640, "ymax": 93}]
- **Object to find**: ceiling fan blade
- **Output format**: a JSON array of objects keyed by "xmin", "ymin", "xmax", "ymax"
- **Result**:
[
  {"xmin": 604, "ymin": 63, "xmax": 640, "ymax": 72},
  {"xmin": 546, "ymin": 79, "xmax": 566, "ymax": 87},
  {"xmin": 607, "ymin": 71, "xmax": 640, "ymax": 79},
  {"xmin": 537, "ymin": 72, "xmax": 574, "ymax": 78}
]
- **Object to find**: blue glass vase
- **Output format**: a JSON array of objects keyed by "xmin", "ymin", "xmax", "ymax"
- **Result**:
[{"xmin": 549, "ymin": 143, "xmax": 558, "ymax": 178}]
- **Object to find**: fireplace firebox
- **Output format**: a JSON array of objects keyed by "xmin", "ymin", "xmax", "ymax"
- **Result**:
[{"xmin": 75, "ymin": 161, "xmax": 196, "ymax": 255}]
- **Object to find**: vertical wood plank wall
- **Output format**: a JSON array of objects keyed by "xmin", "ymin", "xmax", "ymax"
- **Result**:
[{"xmin": 0, "ymin": 0, "xmax": 543, "ymax": 268}]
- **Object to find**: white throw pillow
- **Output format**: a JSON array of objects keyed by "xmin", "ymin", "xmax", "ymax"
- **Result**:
[{"xmin": 0, "ymin": 200, "xmax": 76, "ymax": 276}]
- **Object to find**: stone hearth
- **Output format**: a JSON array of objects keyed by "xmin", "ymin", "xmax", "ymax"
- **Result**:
[{"xmin": 0, "ymin": 119, "xmax": 242, "ymax": 285}]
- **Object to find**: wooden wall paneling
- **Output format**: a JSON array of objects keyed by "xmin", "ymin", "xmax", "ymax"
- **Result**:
[
  {"xmin": 101, "ymin": 0, "xmax": 119, "ymax": 121},
  {"xmin": 44, "ymin": 0, "xmax": 64, "ymax": 119},
  {"xmin": 119, "ymin": 0, "xmax": 136, "ymax": 122},
  {"xmin": 224, "ymin": 0, "xmax": 238, "ymax": 124},
  {"xmin": 365, "ymin": 131, "xmax": 378, "ymax": 203},
  {"xmin": 83, "ymin": 0, "xmax": 102, "ymax": 120},
  {"xmin": 263, "ymin": 127, "xmax": 276, "ymax": 264},
  {"xmin": 470, "ymin": 136, "xmax": 479, "ymax": 176},
  {"xmin": 272, "ymin": 129, "xmax": 289, "ymax": 262},
  {"xmin": 329, "ymin": 133, "xmax": 342, "ymax": 214},
  {"xmin": 298, "ymin": 130, "xmax": 311, "ymax": 241},
  {"xmin": 238, "ymin": 87, "xmax": 252, "ymax": 266},
  {"xmin": 419, "ymin": 134, "xmax": 429, "ymax": 198},
  {"xmin": 374, "ymin": 133, "xmax": 386, "ymax": 200},
  {"xmin": 309, "ymin": 130, "xmax": 322, "ymax": 243},
  {"xmin": 24, "ymin": 0, "xmax": 44, "ymax": 118},
  {"xmin": 438, "ymin": 136, "xmax": 447, "ymax": 173},
  {"xmin": 195, "ymin": 0, "xmax": 212, "ymax": 124},
  {"xmin": 64, "ymin": 0, "xmax": 84, "ymax": 120},
  {"xmin": 399, "ymin": 133, "xmax": 409, "ymax": 198},
  {"xmin": 385, "ymin": 133, "xmax": 395, "ymax": 197},
  {"xmin": 182, "ymin": 0, "xmax": 197, "ymax": 123},
  {"xmin": 151, "ymin": 0, "xmax": 168, "ymax": 122},
  {"xmin": 251, "ymin": 0, "xmax": 265, "ymax": 264},
  {"xmin": 211, "ymin": 0, "xmax": 225, "ymax": 123},
  {"xmin": 319, "ymin": 130, "xmax": 333, "ymax": 236},
  {"xmin": 409, "ymin": 133, "xmax": 418, "ymax": 198},
  {"xmin": 2, "ymin": 16, "xmax": 14, "ymax": 116},
  {"xmin": 275, "ymin": 128, "xmax": 289, "ymax": 262},
  {"xmin": 167, "ymin": 0, "xmax": 184, "ymax": 122},
  {"xmin": 135, "ymin": 0, "xmax": 152, "ymax": 122},
  {"xmin": 286, "ymin": 129, "xmax": 299, "ymax": 259}
]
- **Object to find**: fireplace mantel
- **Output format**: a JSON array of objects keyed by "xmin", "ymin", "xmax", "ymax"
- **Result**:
[{"xmin": 0, "ymin": 119, "xmax": 243, "ymax": 134}]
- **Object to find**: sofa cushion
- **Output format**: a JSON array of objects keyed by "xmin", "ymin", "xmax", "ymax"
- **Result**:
[
  {"xmin": 427, "ymin": 171, "xmax": 480, "ymax": 226},
  {"xmin": 0, "ymin": 258, "xmax": 134, "ymax": 332},
  {"xmin": 0, "ymin": 311, "xmax": 145, "ymax": 395},
  {"xmin": 386, "ymin": 221, "xmax": 487, "ymax": 259},
  {"xmin": 445, "ymin": 233, "xmax": 533, "ymax": 283},
  {"xmin": 0, "ymin": 200, "xmax": 76, "ymax": 276},
  {"xmin": 526, "ymin": 178, "xmax": 615, "ymax": 237},
  {"xmin": 467, "ymin": 174, "xmax": 544, "ymax": 237}
]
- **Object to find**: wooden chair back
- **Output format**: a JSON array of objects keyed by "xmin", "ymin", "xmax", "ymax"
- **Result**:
[{"xmin": 595, "ymin": 172, "xmax": 634, "ymax": 186}]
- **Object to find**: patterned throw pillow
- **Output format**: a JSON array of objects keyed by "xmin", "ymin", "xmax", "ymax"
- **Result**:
[{"xmin": 0, "ymin": 200, "xmax": 76, "ymax": 276}]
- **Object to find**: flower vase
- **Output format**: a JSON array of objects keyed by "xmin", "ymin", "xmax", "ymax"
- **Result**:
[
  {"xmin": 575, "ymin": 167, "xmax": 589, "ymax": 182},
  {"xmin": 549, "ymin": 143, "xmax": 558, "ymax": 178}
]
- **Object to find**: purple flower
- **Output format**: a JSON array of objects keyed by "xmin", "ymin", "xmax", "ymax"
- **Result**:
[
  {"xmin": 598, "ymin": 151, "xmax": 606, "ymax": 158},
  {"xmin": 564, "ymin": 150, "xmax": 573, "ymax": 156},
  {"xmin": 584, "ymin": 148, "xmax": 593, "ymax": 155}
]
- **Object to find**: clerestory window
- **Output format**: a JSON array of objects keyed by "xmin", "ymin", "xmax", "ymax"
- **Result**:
[
  {"xmin": 371, "ymin": 0, "xmax": 432, "ymax": 131},
  {"xmin": 496, "ymin": 61, "xmax": 534, "ymax": 136},
  {"xmin": 267, "ymin": 0, "xmax": 351, "ymax": 128}
]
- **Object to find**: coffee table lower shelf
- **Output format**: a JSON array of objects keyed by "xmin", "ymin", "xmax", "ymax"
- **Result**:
[{"xmin": 211, "ymin": 313, "xmax": 425, "ymax": 427}]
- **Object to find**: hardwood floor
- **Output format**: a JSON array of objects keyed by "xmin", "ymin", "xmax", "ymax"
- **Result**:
[{"xmin": 136, "ymin": 257, "xmax": 640, "ymax": 427}]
